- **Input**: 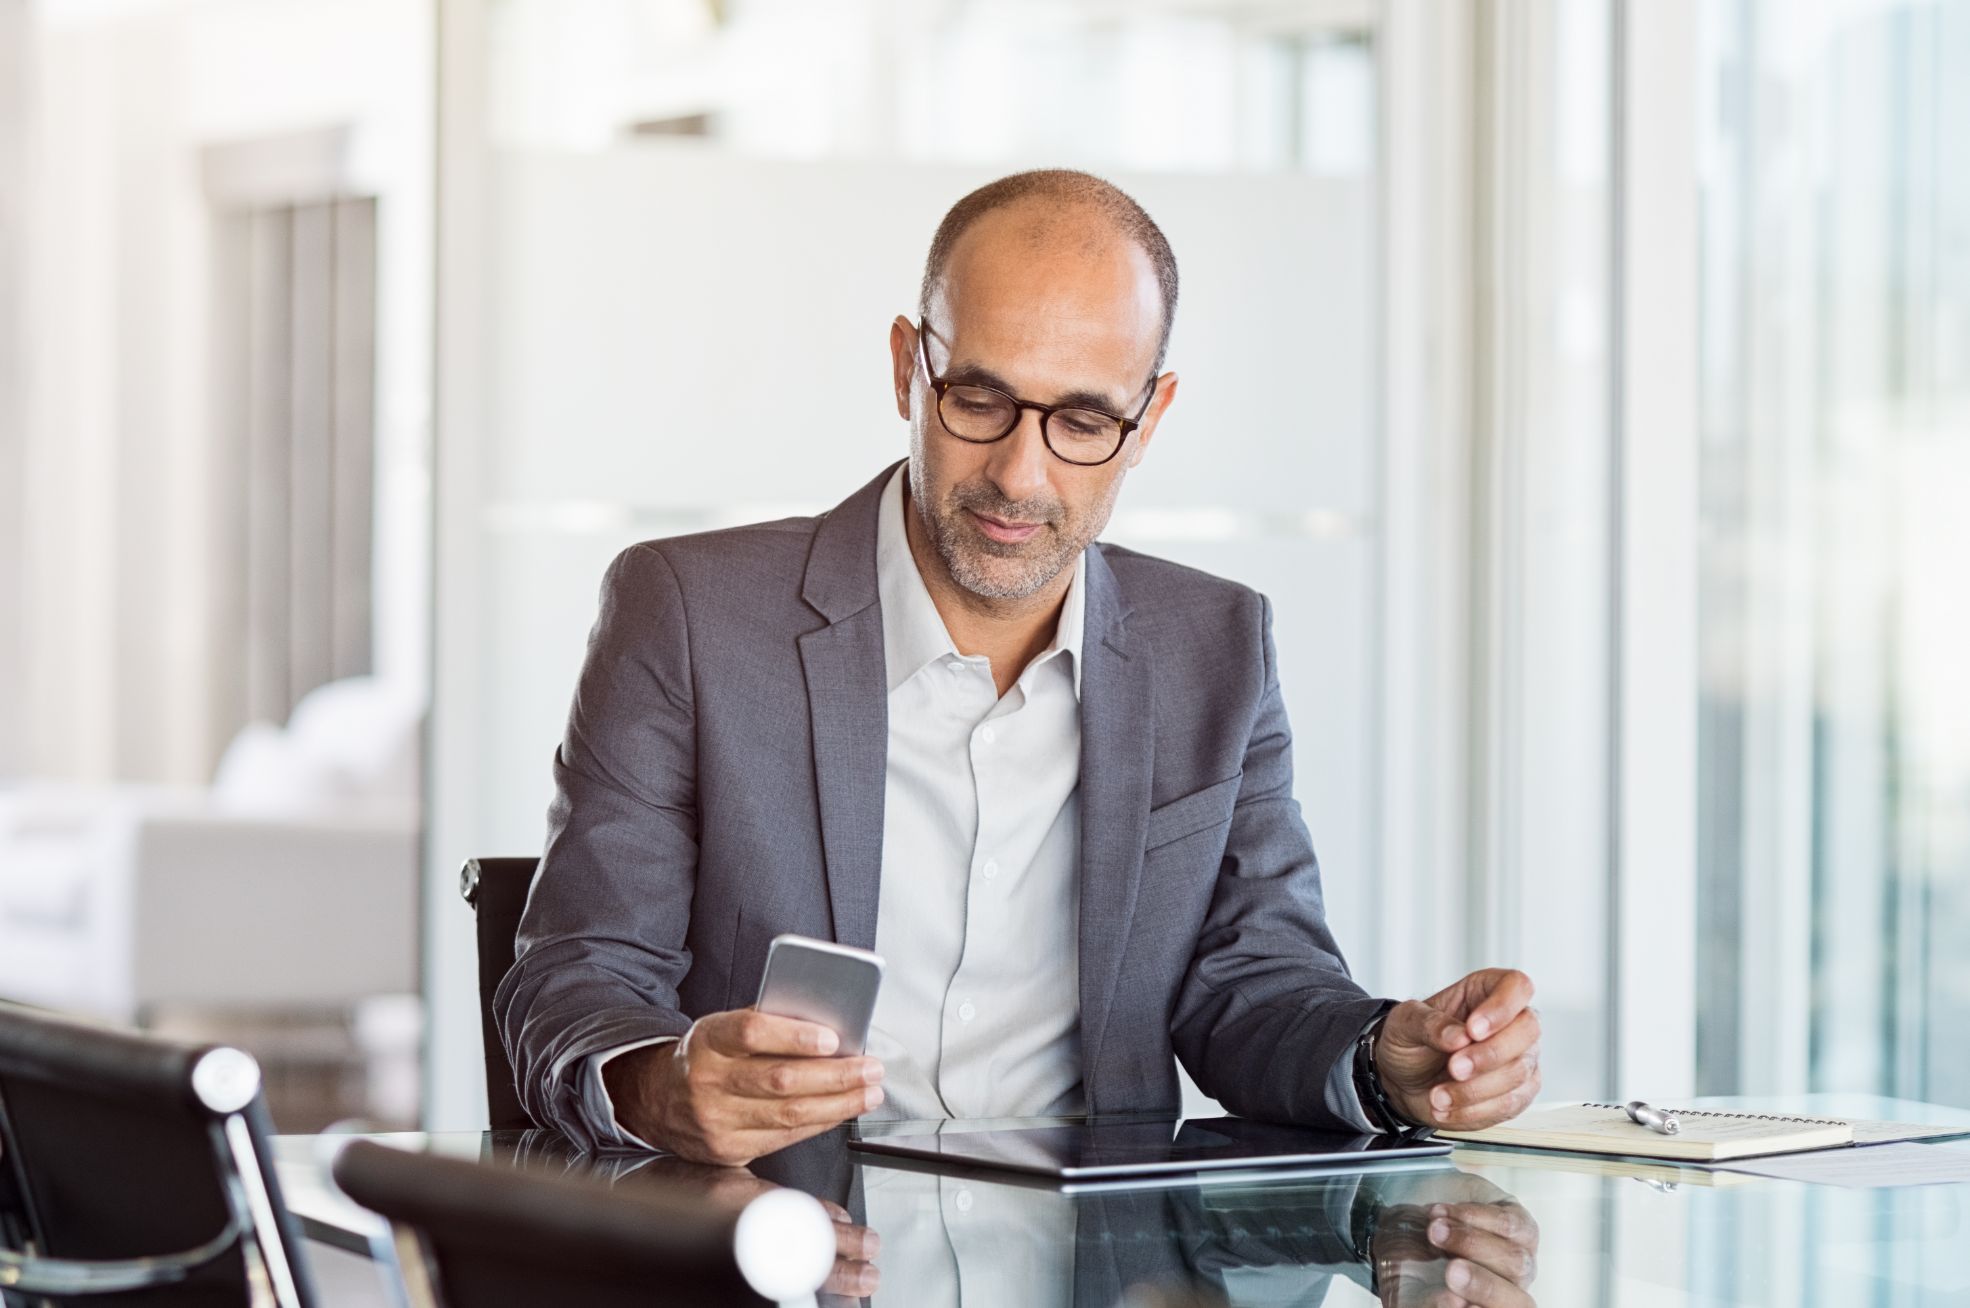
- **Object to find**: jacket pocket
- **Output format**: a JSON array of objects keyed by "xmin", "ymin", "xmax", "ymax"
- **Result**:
[{"xmin": 1143, "ymin": 774, "xmax": 1243, "ymax": 851}]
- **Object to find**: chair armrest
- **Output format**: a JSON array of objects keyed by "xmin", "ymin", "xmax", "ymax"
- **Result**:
[{"xmin": 0, "ymin": 1217, "xmax": 241, "ymax": 1296}]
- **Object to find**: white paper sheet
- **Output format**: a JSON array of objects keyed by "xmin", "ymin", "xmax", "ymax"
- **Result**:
[
  {"xmin": 1710, "ymin": 1141, "xmax": 1970, "ymax": 1188},
  {"xmin": 1848, "ymin": 1120, "xmax": 1970, "ymax": 1146}
]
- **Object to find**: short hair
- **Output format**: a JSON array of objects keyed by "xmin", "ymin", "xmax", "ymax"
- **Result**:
[{"xmin": 918, "ymin": 169, "xmax": 1181, "ymax": 374}]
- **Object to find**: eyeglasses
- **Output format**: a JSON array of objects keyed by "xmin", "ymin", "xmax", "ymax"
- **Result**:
[{"xmin": 915, "ymin": 320, "xmax": 1154, "ymax": 467}]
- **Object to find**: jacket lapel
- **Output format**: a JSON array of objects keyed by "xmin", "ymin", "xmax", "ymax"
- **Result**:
[
  {"xmin": 1076, "ymin": 545, "xmax": 1155, "ymax": 1104},
  {"xmin": 797, "ymin": 464, "xmax": 898, "ymax": 952}
]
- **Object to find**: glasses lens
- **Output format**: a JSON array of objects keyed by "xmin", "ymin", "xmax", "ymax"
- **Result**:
[
  {"xmin": 938, "ymin": 385, "xmax": 1018, "ymax": 441},
  {"xmin": 1045, "ymin": 409, "xmax": 1126, "ymax": 465}
]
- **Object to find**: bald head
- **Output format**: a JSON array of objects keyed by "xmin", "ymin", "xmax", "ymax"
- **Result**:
[{"xmin": 918, "ymin": 169, "xmax": 1180, "ymax": 373}]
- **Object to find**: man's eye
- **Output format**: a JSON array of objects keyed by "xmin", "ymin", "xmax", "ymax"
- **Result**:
[{"xmin": 1055, "ymin": 411, "xmax": 1114, "ymax": 438}]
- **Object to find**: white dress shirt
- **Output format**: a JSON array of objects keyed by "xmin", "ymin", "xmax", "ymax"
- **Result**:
[
  {"xmin": 859, "ymin": 1159, "xmax": 1075, "ymax": 1305},
  {"xmin": 862, "ymin": 466, "xmax": 1087, "ymax": 1120}
]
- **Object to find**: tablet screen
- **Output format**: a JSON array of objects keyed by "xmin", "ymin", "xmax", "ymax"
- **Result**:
[{"xmin": 848, "ymin": 1115, "xmax": 1449, "ymax": 1180}]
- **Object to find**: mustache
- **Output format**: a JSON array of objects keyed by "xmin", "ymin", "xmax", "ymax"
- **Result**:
[{"xmin": 950, "ymin": 481, "xmax": 1062, "ymax": 526}]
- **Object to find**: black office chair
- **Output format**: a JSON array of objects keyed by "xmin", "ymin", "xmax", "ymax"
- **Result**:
[
  {"xmin": 458, "ymin": 856, "xmax": 539, "ymax": 1131},
  {"xmin": 0, "ymin": 1001, "xmax": 318, "ymax": 1305},
  {"xmin": 332, "ymin": 1138, "xmax": 835, "ymax": 1307}
]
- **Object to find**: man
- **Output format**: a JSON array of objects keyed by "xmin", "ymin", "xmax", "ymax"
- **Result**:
[{"xmin": 496, "ymin": 169, "xmax": 1541, "ymax": 1167}]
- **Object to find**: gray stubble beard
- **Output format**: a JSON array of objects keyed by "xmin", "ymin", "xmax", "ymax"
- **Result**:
[
  {"xmin": 906, "ymin": 410, "xmax": 1128, "ymax": 604},
  {"xmin": 925, "ymin": 490, "xmax": 1081, "ymax": 601}
]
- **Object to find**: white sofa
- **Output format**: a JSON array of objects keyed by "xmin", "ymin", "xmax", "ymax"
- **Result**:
[{"xmin": 0, "ymin": 678, "xmax": 421, "ymax": 1021}]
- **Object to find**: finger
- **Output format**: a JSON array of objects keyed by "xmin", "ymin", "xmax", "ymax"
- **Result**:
[
  {"xmin": 729, "ymin": 1055, "xmax": 884, "ymax": 1101},
  {"xmin": 722, "ymin": 1111, "xmax": 858, "ymax": 1165},
  {"xmin": 1444, "ymin": 1256, "xmax": 1535, "ymax": 1308},
  {"xmin": 1435, "ymin": 1048, "xmax": 1537, "ymax": 1110},
  {"xmin": 1430, "ymin": 1079, "xmax": 1540, "ymax": 1131},
  {"xmin": 1463, "ymin": 970, "xmax": 1534, "ymax": 1041},
  {"xmin": 1429, "ymin": 1201, "xmax": 1539, "ymax": 1245},
  {"xmin": 700, "ymin": 1008, "xmax": 843, "ymax": 1058},
  {"xmin": 834, "ymin": 1221, "xmax": 879, "ymax": 1264},
  {"xmin": 1447, "ymin": 1009, "xmax": 1540, "ymax": 1081},
  {"xmin": 1393, "ymin": 1000, "xmax": 1471, "ymax": 1054},
  {"xmin": 1426, "ymin": 1048, "xmax": 1535, "ymax": 1121},
  {"xmin": 741, "ymin": 1083, "xmax": 885, "ymax": 1132},
  {"xmin": 825, "ymin": 1255, "xmax": 881, "ymax": 1298},
  {"xmin": 1380, "ymin": 1253, "xmax": 1445, "ymax": 1295},
  {"xmin": 1427, "ymin": 1220, "xmax": 1537, "ymax": 1285}
]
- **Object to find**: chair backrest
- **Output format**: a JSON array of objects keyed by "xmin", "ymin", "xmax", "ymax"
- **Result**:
[
  {"xmin": 0, "ymin": 1002, "xmax": 318, "ymax": 1305},
  {"xmin": 331, "ymin": 1139, "xmax": 835, "ymax": 1308},
  {"xmin": 458, "ymin": 857, "xmax": 539, "ymax": 1131}
]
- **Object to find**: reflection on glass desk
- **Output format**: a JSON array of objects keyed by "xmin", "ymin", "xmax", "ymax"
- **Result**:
[
  {"xmin": 275, "ymin": 1096, "xmax": 1970, "ymax": 1307},
  {"xmin": 847, "ymin": 1113, "xmax": 1450, "ymax": 1179}
]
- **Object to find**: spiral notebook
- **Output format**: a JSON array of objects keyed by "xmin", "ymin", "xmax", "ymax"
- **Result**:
[{"xmin": 1438, "ymin": 1103, "xmax": 1855, "ymax": 1162}]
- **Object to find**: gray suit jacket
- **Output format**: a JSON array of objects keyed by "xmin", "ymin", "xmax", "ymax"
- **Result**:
[{"xmin": 496, "ymin": 463, "xmax": 1385, "ymax": 1148}]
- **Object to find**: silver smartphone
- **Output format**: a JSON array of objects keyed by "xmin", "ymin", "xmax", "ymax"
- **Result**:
[{"xmin": 754, "ymin": 934, "xmax": 886, "ymax": 1056}]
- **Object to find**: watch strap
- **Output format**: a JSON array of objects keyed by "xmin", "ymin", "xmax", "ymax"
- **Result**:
[{"xmin": 1351, "ymin": 1000, "xmax": 1433, "ymax": 1138}]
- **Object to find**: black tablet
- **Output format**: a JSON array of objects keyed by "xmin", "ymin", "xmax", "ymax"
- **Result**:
[{"xmin": 848, "ymin": 1115, "xmax": 1449, "ymax": 1181}]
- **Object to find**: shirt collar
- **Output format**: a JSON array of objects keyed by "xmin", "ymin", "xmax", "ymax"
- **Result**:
[{"xmin": 875, "ymin": 467, "xmax": 1085, "ymax": 699}]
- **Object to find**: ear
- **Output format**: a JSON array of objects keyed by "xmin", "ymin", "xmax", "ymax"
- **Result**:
[
  {"xmin": 1126, "ymin": 372, "xmax": 1179, "ymax": 468},
  {"xmin": 889, "ymin": 316, "xmax": 919, "ymax": 421}
]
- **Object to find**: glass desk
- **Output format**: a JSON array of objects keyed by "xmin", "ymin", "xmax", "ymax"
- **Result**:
[{"xmin": 276, "ymin": 1096, "xmax": 1970, "ymax": 1307}]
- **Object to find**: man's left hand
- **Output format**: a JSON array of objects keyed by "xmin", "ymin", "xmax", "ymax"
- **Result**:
[
  {"xmin": 1373, "ymin": 969, "xmax": 1541, "ymax": 1131},
  {"xmin": 1369, "ymin": 1171, "xmax": 1539, "ymax": 1308}
]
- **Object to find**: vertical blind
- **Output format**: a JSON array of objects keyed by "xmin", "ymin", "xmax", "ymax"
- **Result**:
[{"xmin": 213, "ymin": 196, "xmax": 377, "ymax": 741}]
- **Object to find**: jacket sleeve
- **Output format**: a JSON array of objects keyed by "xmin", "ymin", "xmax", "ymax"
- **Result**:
[
  {"xmin": 1169, "ymin": 593, "xmax": 1390, "ymax": 1128},
  {"xmin": 493, "ymin": 543, "xmax": 701, "ymax": 1150}
]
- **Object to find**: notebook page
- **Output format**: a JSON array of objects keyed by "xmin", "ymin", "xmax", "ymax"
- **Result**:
[{"xmin": 1441, "ymin": 1103, "xmax": 1853, "ymax": 1160}]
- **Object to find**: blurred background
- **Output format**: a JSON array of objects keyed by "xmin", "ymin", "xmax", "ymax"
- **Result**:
[{"xmin": 0, "ymin": 0, "xmax": 1963, "ymax": 1139}]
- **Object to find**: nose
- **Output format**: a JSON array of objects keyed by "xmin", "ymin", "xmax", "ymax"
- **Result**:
[{"xmin": 982, "ymin": 406, "xmax": 1053, "ymax": 507}]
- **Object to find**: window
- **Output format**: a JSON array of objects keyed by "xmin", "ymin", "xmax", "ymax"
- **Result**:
[{"xmin": 1697, "ymin": 0, "xmax": 1970, "ymax": 1104}]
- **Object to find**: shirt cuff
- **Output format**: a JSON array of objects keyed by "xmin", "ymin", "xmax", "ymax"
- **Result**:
[
  {"xmin": 1322, "ymin": 1011, "xmax": 1384, "ymax": 1134},
  {"xmin": 583, "ymin": 1036, "xmax": 680, "ymax": 1151}
]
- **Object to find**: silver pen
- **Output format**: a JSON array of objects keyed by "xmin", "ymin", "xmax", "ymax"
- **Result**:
[{"xmin": 1624, "ymin": 1100, "xmax": 1681, "ymax": 1136}]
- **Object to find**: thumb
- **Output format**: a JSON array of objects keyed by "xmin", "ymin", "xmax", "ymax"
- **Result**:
[{"xmin": 1397, "ymin": 1001, "xmax": 1470, "ymax": 1055}]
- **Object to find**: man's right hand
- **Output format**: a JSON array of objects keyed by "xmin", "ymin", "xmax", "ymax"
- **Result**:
[
  {"xmin": 603, "ymin": 1008, "xmax": 885, "ymax": 1165},
  {"xmin": 625, "ymin": 1157, "xmax": 880, "ymax": 1300}
]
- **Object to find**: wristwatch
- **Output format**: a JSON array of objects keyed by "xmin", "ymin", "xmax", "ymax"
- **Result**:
[
  {"xmin": 1351, "ymin": 1001, "xmax": 1431, "ymax": 1138},
  {"xmin": 1346, "ymin": 1182, "xmax": 1383, "ymax": 1292}
]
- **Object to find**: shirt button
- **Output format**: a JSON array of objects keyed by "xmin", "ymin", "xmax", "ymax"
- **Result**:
[
  {"xmin": 980, "ymin": 725, "xmax": 997, "ymax": 745},
  {"xmin": 958, "ymin": 1001, "xmax": 977, "ymax": 1023},
  {"xmin": 947, "ymin": 659, "xmax": 964, "ymax": 675},
  {"xmin": 981, "ymin": 859, "xmax": 999, "ymax": 880},
  {"xmin": 953, "ymin": 1188, "xmax": 974, "ymax": 1213}
]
